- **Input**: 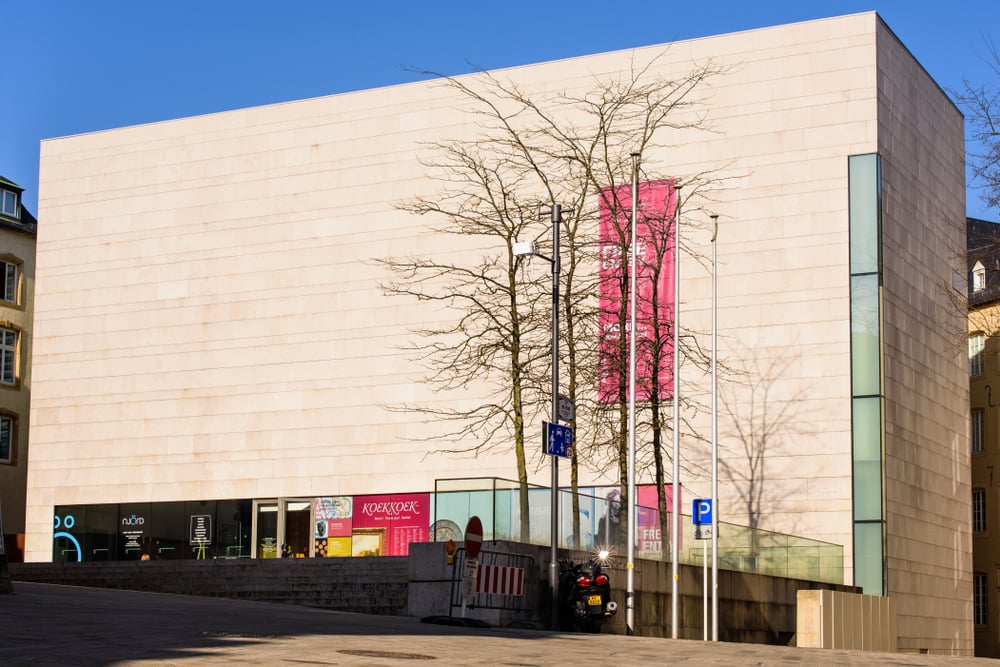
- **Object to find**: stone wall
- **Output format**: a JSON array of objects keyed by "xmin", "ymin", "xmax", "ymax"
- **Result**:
[
  {"xmin": 10, "ymin": 557, "xmax": 409, "ymax": 615},
  {"xmin": 12, "ymin": 543, "xmax": 859, "ymax": 645},
  {"xmin": 410, "ymin": 542, "xmax": 858, "ymax": 643}
]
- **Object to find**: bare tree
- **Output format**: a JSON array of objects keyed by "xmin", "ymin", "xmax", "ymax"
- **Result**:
[
  {"xmin": 954, "ymin": 38, "xmax": 1000, "ymax": 211},
  {"xmin": 718, "ymin": 349, "xmax": 807, "ymax": 565},
  {"xmin": 381, "ymin": 53, "xmax": 726, "ymax": 546},
  {"xmin": 379, "ymin": 141, "xmax": 550, "ymax": 542}
]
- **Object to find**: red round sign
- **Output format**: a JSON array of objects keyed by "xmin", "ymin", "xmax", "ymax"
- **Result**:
[{"xmin": 464, "ymin": 516, "xmax": 483, "ymax": 559}]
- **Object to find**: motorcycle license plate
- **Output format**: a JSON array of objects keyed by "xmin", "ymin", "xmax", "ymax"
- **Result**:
[{"xmin": 587, "ymin": 594, "xmax": 602, "ymax": 606}]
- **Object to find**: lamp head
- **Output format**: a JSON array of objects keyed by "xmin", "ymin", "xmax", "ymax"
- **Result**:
[{"xmin": 513, "ymin": 240, "xmax": 539, "ymax": 257}]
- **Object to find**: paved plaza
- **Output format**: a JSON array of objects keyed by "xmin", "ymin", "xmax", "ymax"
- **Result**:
[{"xmin": 0, "ymin": 582, "xmax": 993, "ymax": 666}]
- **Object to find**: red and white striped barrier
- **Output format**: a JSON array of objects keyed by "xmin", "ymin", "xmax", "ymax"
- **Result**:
[{"xmin": 475, "ymin": 565, "xmax": 524, "ymax": 596}]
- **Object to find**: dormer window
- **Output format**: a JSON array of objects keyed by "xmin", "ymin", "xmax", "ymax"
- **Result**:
[
  {"xmin": 0, "ymin": 189, "xmax": 17, "ymax": 219},
  {"xmin": 973, "ymin": 261, "xmax": 986, "ymax": 292}
]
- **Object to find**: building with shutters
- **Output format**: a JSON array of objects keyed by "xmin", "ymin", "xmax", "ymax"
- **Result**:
[{"xmin": 0, "ymin": 175, "xmax": 37, "ymax": 562}]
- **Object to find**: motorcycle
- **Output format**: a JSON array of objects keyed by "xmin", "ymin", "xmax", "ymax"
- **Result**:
[{"xmin": 558, "ymin": 550, "xmax": 618, "ymax": 633}]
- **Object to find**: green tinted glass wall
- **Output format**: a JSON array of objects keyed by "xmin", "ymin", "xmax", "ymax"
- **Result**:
[{"xmin": 848, "ymin": 153, "xmax": 885, "ymax": 596}]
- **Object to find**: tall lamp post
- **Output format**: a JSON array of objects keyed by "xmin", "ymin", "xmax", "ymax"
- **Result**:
[
  {"xmin": 670, "ymin": 189, "xmax": 682, "ymax": 639},
  {"xmin": 710, "ymin": 213, "xmax": 719, "ymax": 641},
  {"xmin": 626, "ymin": 152, "xmax": 640, "ymax": 636},
  {"xmin": 513, "ymin": 204, "xmax": 565, "ymax": 631}
]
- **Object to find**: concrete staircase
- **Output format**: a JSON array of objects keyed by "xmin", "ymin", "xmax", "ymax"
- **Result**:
[{"xmin": 10, "ymin": 557, "xmax": 409, "ymax": 615}]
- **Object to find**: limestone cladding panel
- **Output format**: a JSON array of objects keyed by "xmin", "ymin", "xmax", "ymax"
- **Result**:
[
  {"xmin": 875, "ymin": 20, "xmax": 971, "ymax": 655},
  {"xmin": 26, "ymin": 13, "xmax": 883, "ymax": 562}
]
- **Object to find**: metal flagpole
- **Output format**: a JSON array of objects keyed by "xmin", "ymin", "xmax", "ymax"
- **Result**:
[
  {"xmin": 671, "ymin": 189, "xmax": 681, "ymax": 639},
  {"xmin": 703, "ymin": 538, "xmax": 708, "ymax": 641},
  {"xmin": 710, "ymin": 214, "xmax": 719, "ymax": 641},
  {"xmin": 626, "ymin": 153, "xmax": 639, "ymax": 636},
  {"xmin": 550, "ymin": 205, "xmax": 561, "ymax": 632}
]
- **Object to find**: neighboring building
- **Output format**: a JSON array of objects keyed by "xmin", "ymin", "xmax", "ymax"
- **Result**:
[
  {"xmin": 968, "ymin": 217, "xmax": 1000, "ymax": 657},
  {"xmin": 26, "ymin": 13, "xmax": 971, "ymax": 652},
  {"xmin": 0, "ymin": 176, "xmax": 37, "ymax": 562}
]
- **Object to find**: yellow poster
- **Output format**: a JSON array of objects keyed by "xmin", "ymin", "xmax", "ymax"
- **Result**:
[{"xmin": 327, "ymin": 537, "xmax": 352, "ymax": 557}]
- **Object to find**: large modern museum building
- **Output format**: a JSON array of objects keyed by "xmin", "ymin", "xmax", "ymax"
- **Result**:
[{"xmin": 25, "ymin": 12, "xmax": 971, "ymax": 652}]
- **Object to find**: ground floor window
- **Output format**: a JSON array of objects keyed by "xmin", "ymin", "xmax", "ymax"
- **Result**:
[
  {"xmin": 53, "ymin": 500, "xmax": 252, "ymax": 562},
  {"xmin": 53, "ymin": 483, "xmax": 680, "ymax": 563}
]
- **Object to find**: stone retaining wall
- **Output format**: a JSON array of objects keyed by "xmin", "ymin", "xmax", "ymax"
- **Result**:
[
  {"xmin": 10, "ymin": 557, "xmax": 409, "ymax": 615},
  {"xmin": 12, "ymin": 544, "xmax": 857, "ymax": 644}
]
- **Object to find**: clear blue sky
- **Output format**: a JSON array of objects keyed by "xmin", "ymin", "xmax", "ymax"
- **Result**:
[{"xmin": 5, "ymin": 1, "xmax": 1000, "ymax": 219}]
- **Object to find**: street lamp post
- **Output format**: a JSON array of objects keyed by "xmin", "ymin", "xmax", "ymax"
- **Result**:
[
  {"xmin": 513, "ymin": 204, "xmax": 565, "ymax": 631},
  {"xmin": 710, "ymin": 213, "xmax": 719, "ymax": 642},
  {"xmin": 626, "ymin": 152, "xmax": 640, "ymax": 636},
  {"xmin": 670, "ymin": 189, "xmax": 681, "ymax": 639}
]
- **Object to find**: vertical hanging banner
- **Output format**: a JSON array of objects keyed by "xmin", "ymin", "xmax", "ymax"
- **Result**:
[{"xmin": 598, "ymin": 180, "xmax": 678, "ymax": 403}]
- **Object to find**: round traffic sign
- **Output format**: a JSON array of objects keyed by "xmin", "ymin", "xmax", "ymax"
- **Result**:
[{"xmin": 464, "ymin": 516, "xmax": 483, "ymax": 559}]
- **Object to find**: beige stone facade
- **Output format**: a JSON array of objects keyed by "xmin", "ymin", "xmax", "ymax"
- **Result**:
[{"xmin": 26, "ymin": 13, "xmax": 970, "ymax": 652}]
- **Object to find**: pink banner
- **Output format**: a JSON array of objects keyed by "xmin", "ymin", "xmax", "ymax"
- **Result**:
[
  {"xmin": 352, "ymin": 493, "xmax": 431, "ymax": 556},
  {"xmin": 593, "ymin": 484, "xmax": 680, "ymax": 556},
  {"xmin": 598, "ymin": 180, "xmax": 677, "ymax": 403},
  {"xmin": 637, "ymin": 484, "xmax": 680, "ymax": 556}
]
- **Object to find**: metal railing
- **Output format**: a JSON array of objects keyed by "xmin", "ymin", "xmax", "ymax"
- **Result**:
[
  {"xmin": 433, "ymin": 477, "xmax": 844, "ymax": 585},
  {"xmin": 448, "ymin": 546, "xmax": 537, "ymax": 620}
]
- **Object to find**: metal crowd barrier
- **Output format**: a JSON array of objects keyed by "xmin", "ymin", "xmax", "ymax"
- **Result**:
[{"xmin": 449, "ymin": 547, "xmax": 537, "ymax": 621}]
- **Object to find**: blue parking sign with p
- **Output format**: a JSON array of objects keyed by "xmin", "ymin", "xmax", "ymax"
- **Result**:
[{"xmin": 693, "ymin": 499, "xmax": 713, "ymax": 525}]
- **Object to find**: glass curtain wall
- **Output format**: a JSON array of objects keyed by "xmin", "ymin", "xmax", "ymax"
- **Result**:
[{"xmin": 848, "ymin": 153, "xmax": 886, "ymax": 595}]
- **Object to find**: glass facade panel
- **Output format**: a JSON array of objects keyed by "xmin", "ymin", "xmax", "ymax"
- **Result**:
[
  {"xmin": 148, "ymin": 501, "xmax": 186, "ymax": 559},
  {"xmin": 848, "ymin": 152, "xmax": 885, "ymax": 596},
  {"xmin": 851, "ymin": 275, "xmax": 881, "ymax": 396},
  {"xmin": 852, "ymin": 398, "xmax": 881, "ymax": 460},
  {"xmin": 849, "ymin": 154, "xmax": 880, "ymax": 275},
  {"xmin": 256, "ymin": 502, "xmax": 279, "ymax": 558},
  {"xmin": 53, "ymin": 505, "xmax": 86, "ymax": 562},
  {"xmin": 853, "ymin": 461, "xmax": 883, "ymax": 521},
  {"xmin": 118, "ymin": 502, "xmax": 151, "ymax": 560},
  {"xmin": 217, "ymin": 500, "xmax": 252, "ymax": 558},
  {"xmin": 852, "ymin": 397, "xmax": 882, "ymax": 522},
  {"xmin": 854, "ymin": 521, "xmax": 884, "ymax": 595},
  {"xmin": 54, "ymin": 500, "xmax": 253, "ymax": 561},
  {"xmin": 85, "ymin": 504, "xmax": 118, "ymax": 562}
]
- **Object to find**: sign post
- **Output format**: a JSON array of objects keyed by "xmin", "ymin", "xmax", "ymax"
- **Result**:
[
  {"xmin": 461, "ymin": 516, "xmax": 484, "ymax": 618},
  {"xmin": 693, "ymin": 499, "xmax": 713, "ymax": 539},
  {"xmin": 693, "ymin": 499, "xmax": 714, "ymax": 640},
  {"xmin": 557, "ymin": 395, "xmax": 575, "ymax": 422},
  {"xmin": 543, "ymin": 421, "xmax": 573, "ymax": 458}
]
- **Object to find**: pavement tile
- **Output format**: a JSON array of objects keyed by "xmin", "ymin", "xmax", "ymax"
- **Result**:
[{"xmin": 0, "ymin": 582, "xmax": 992, "ymax": 666}]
